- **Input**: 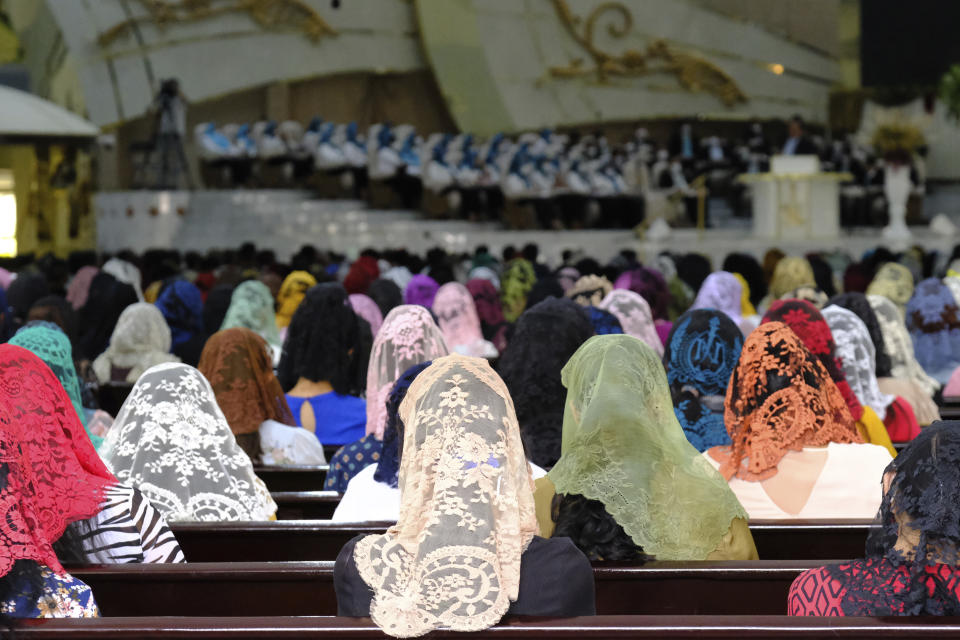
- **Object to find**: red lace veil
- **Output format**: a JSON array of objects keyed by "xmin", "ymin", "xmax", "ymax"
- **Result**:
[
  {"xmin": 0, "ymin": 344, "xmax": 116, "ymax": 575},
  {"xmin": 717, "ymin": 322, "xmax": 862, "ymax": 481}
]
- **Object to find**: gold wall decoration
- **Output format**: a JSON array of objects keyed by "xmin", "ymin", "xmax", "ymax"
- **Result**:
[
  {"xmin": 549, "ymin": 0, "xmax": 747, "ymax": 107},
  {"xmin": 98, "ymin": 0, "xmax": 337, "ymax": 48}
]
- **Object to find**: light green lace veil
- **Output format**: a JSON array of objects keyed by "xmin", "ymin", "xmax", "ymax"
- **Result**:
[
  {"xmin": 220, "ymin": 280, "xmax": 282, "ymax": 347},
  {"xmin": 9, "ymin": 323, "xmax": 104, "ymax": 449},
  {"xmin": 547, "ymin": 334, "xmax": 747, "ymax": 560}
]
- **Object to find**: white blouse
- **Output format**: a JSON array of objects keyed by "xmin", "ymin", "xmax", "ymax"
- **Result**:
[
  {"xmin": 703, "ymin": 442, "xmax": 893, "ymax": 520},
  {"xmin": 259, "ymin": 419, "xmax": 327, "ymax": 466},
  {"xmin": 332, "ymin": 461, "xmax": 548, "ymax": 523}
]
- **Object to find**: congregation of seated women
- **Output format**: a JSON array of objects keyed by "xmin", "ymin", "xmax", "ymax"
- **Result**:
[{"xmin": 6, "ymin": 239, "xmax": 960, "ymax": 634}]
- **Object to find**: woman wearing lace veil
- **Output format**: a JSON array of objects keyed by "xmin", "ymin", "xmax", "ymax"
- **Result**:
[
  {"xmin": 1, "ymin": 345, "xmax": 183, "ymax": 565},
  {"xmin": 220, "ymin": 280, "xmax": 282, "ymax": 361},
  {"xmin": 335, "ymin": 354, "xmax": 594, "ymax": 636},
  {"xmin": 790, "ymin": 422, "xmax": 960, "ymax": 615},
  {"xmin": 100, "ymin": 362, "xmax": 277, "ymax": 522},
  {"xmin": 91, "ymin": 303, "xmax": 180, "ymax": 385},
  {"xmin": 598, "ymin": 289, "xmax": 664, "ymax": 355},
  {"xmin": 541, "ymin": 334, "xmax": 756, "ymax": 562},
  {"xmin": 432, "ymin": 282, "xmax": 497, "ymax": 358},
  {"xmin": 868, "ymin": 294, "xmax": 941, "ymax": 400},
  {"xmin": 706, "ymin": 323, "xmax": 892, "ymax": 519},
  {"xmin": 323, "ymin": 305, "xmax": 449, "ymax": 492},
  {"xmin": 199, "ymin": 328, "xmax": 325, "ymax": 466},
  {"xmin": 905, "ymin": 278, "xmax": 960, "ymax": 384},
  {"xmin": 822, "ymin": 306, "xmax": 918, "ymax": 447},
  {"xmin": 866, "ymin": 262, "xmax": 915, "ymax": 315},
  {"xmin": 664, "ymin": 309, "xmax": 743, "ymax": 453}
]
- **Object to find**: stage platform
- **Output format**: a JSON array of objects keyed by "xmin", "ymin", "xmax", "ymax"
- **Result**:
[{"xmin": 94, "ymin": 189, "xmax": 959, "ymax": 266}]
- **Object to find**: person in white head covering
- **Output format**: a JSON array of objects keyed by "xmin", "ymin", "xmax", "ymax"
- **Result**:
[
  {"xmin": 100, "ymin": 362, "xmax": 277, "ymax": 522},
  {"xmin": 91, "ymin": 303, "xmax": 180, "ymax": 384}
]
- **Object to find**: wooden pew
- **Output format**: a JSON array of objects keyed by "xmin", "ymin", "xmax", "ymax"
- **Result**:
[
  {"xmin": 68, "ymin": 560, "xmax": 825, "ymax": 617},
  {"xmin": 255, "ymin": 465, "xmax": 328, "ymax": 492},
  {"xmin": 18, "ymin": 616, "xmax": 960, "ymax": 639},
  {"xmin": 271, "ymin": 491, "xmax": 341, "ymax": 520},
  {"xmin": 169, "ymin": 520, "xmax": 874, "ymax": 563}
]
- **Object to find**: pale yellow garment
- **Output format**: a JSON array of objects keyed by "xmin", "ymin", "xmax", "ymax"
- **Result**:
[
  {"xmin": 769, "ymin": 257, "xmax": 815, "ymax": 299},
  {"xmin": 856, "ymin": 406, "xmax": 897, "ymax": 458},
  {"xmin": 533, "ymin": 476, "xmax": 758, "ymax": 560},
  {"xmin": 144, "ymin": 280, "xmax": 163, "ymax": 304},
  {"xmin": 732, "ymin": 273, "xmax": 757, "ymax": 317}
]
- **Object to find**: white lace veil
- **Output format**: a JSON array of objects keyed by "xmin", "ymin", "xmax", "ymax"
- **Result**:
[
  {"xmin": 823, "ymin": 305, "xmax": 895, "ymax": 417},
  {"xmin": 354, "ymin": 354, "xmax": 537, "ymax": 637},
  {"xmin": 868, "ymin": 294, "xmax": 941, "ymax": 396},
  {"xmin": 100, "ymin": 362, "xmax": 277, "ymax": 521}
]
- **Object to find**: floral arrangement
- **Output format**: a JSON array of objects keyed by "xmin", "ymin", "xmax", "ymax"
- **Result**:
[
  {"xmin": 940, "ymin": 64, "xmax": 960, "ymax": 122},
  {"xmin": 870, "ymin": 122, "xmax": 925, "ymax": 156}
]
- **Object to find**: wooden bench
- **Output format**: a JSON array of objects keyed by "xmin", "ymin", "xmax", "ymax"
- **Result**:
[
  {"xmin": 68, "ymin": 560, "xmax": 826, "ymax": 617},
  {"xmin": 169, "ymin": 520, "xmax": 874, "ymax": 563},
  {"xmin": 271, "ymin": 491, "xmax": 341, "ymax": 520},
  {"xmin": 255, "ymin": 466, "xmax": 328, "ymax": 492},
  {"xmin": 17, "ymin": 616, "xmax": 960, "ymax": 639}
]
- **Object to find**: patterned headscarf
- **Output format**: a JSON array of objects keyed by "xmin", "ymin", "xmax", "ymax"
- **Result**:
[
  {"xmin": 220, "ymin": 280, "xmax": 281, "ymax": 348},
  {"xmin": 587, "ymin": 306, "xmax": 624, "ymax": 335},
  {"xmin": 404, "ymin": 274, "xmax": 440, "ymax": 308},
  {"xmin": 769, "ymin": 257, "xmax": 816, "ymax": 300},
  {"xmin": 866, "ymin": 263, "xmax": 915, "ymax": 314},
  {"xmin": 598, "ymin": 289, "xmax": 663, "ymax": 355},
  {"xmin": 762, "ymin": 299, "xmax": 864, "ymax": 421},
  {"xmin": 155, "ymin": 280, "xmax": 205, "ymax": 349},
  {"xmin": 198, "ymin": 328, "xmax": 295, "ymax": 437},
  {"xmin": 432, "ymin": 282, "xmax": 497, "ymax": 358},
  {"xmin": 0, "ymin": 345, "xmax": 117, "ymax": 575},
  {"xmin": 349, "ymin": 293, "xmax": 384, "ymax": 338},
  {"xmin": 868, "ymin": 294, "xmax": 941, "ymax": 396},
  {"xmin": 466, "ymin": 279, "xmax": 508, "ymax": 353},
  {"xmin": 664, "ymin": 310, "xmax": 743, "ymax": 452},
  {"xmin": 66, "ymin": 266, "xmax": 100, "ymax": 311},
  {"xmin": 566, "ymin": 275, "xmax": 613, "ymax": 308},
  {"xmin": 715, "ymin": 322, "xmax": 861, "ymax": 481},
  {"xmin": 905, "ymin": 278, "xmax": 960, "ymax": 384},
  {"xmin": 614, "ymin": 267, "xmax": 669, "ymax": 321},
  {"xmin": 91, "ymin": 303, "xmax": 180, "ymax": 385},
  {"xmin": 822, "ymin": 306, "xmax": 896, "ymax": 418},
  {"xmin": 500, "ymin": 259, "xmax": 536, "ymax": 322},
  {"xmin": 354, "ymin": 354, "xmax": 537, "ymax": 637},
  {"xmin": 100, "ymin": 362, "xmax": 278, "ymax": 522},
  {"xmin": 549, "ymin": 335, "xmax": 747, "ymax": 560},
  {"xmin": 275, "ymin": 271, "xmax": 316, "ymax": 329},
  {"xmin": 373, "ymin": 361, "xmax": 433, "ymax": 489},
  {"xmin": 827, "ymin": 292, "xmax": 893, "ymax": 379},
  {"xmin": 692, "ymin": 271, "xmax": 743, "ymax": 324},
  {"xmin": 9, "ymin": 325, "xmax": 97, "ymax": 448},
  {"xmin": 365, "ymin": 305, "xmax": 449, "ymax": 438}
]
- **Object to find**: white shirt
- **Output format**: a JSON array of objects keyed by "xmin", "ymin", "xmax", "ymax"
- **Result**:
[
  {"xmin": 259, "ymin": 419, "xmax": 327, "ymax": 466},
  {"xmin": 703, "ymin": 442, "xmax": 892, "ymax": 520},
  {"xmin": 332, "ymin": 461, "xmax": 547, "ymax": 523}
]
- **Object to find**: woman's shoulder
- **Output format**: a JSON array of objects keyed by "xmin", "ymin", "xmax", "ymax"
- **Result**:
[
  {"xmin": 826, "ymin": 442, "xmax": 894, "ymax": 466},
  {"xmin": 789, "ymin": 564, "xmax": 845, "ymax": 616},
  {"xmin": 523, "ymin": 535, "xmax": 591, "ymax": 571}
]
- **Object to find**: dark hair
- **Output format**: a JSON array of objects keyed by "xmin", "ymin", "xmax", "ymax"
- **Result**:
[
  {"xmin": 277, "ymin": 283, "xmax": 360, "ymax": 395},
  {"xmin": 553, "ymin": 493, "xmax": 650, "ymax": 563}
]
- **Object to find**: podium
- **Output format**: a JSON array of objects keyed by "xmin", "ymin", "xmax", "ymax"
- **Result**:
[{"xmin": 739, "ymin": 156, "xmax": 850, "ymax": 240}]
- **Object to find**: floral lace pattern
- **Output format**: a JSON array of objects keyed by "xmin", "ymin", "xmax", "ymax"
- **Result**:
[
  {"xmin": 717, "ymin": 323, "xmax": 861, "ymax": 481},
  {"xmin": 665, "ymin": 310, "xmax": 743, "ymax": 452},
  {"xmin": 354, "ymin": 355, "xmax": 537, "ymax": 638},
  {"xmin": 762, "ymin": 299, "xmax": 863, "ymax": 421},
  {"xmin": 433, "ymin": 283, "xmax": 497, "ymax": 358},
  {"xmin": 365, "ymin": 306, "xmax": 449, "ymax": 438},
  {"xmin": 822, "ymin": 306, "xmax": 895, "ymax": 418},
  {"xmin": 868, "ymin": 295, "xmax": 941, "ymax": 395},
  {"xmin": 100, "ymin": 363, "xmax": 277, "ymax": 522},
  {"xmin": 9, "ymin": 325, "xmax": 90, "ymax": 429},
  {"xmin": 0, "ymin": 345, "xmax": 116, "ymax": 576},
  {"xmin": 548, "ymin": 335, "xmax": 746, "ymax": 560},
  {"xmin": 827, "ymin": 293, "xmax": 892, "ymax": 378},
  {"xmin": 599, "ymin": 290, "xmax": 663, "ymax": 355},
  {"xmin": 198, "ymin": 328, "xmax": 295, "ymax": 436},
  {"xmin": 220, "ymin": 280, "xmax": 282, "ymax": 348}
]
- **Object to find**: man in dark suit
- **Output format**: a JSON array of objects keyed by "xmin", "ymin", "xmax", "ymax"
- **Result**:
[{"xmin": 781, "ymin": 115, "xmax": 818, "ymax": 156}]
